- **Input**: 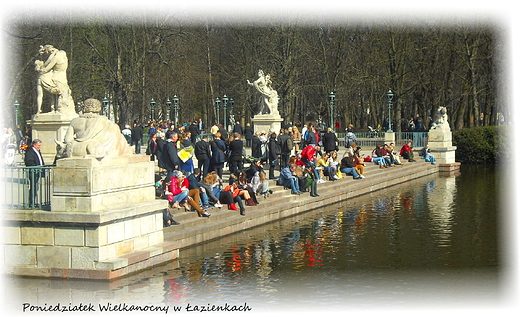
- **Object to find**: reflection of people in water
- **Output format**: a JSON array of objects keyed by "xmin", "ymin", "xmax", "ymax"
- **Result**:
[
  {"xmin": 247, "ymin": 69, "xmax": 279, "ymax": 115},
  {"xmin": 34, "ymin": 44, "xmax": 74, "ymax": 114}
]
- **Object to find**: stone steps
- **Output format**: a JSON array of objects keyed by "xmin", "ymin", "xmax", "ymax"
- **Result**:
[
  {"xmin": 94, "ymin": 159, "xmax": 439, "ymax": 275},
  {"xmin": 162, "ymin": 160, "xmax": 438, "ymax": 244}
]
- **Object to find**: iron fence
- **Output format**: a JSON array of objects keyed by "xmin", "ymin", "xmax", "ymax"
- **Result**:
[
  {"xmin": 335, "ymin": 131, "xmax": 428, "ymax": 150},
  {"xmin": 1, "ymin": 165, "xmax": 53, "ymax": 210}
]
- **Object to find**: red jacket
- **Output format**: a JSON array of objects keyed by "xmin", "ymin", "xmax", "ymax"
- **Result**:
[
  {"xmin": 399, "ymin": 144, "xmax": 413, "ymax": 156},
  {"xmin": 168, "ymin": 177, "xmax": 188, "ymax": 196},
  {"xmin": 224, "ymin": 184, "xmax": 241, "ymax": 198},
  {"xmin": 301, "ymin": 145, "xmax": 316, "ymax": 161}
]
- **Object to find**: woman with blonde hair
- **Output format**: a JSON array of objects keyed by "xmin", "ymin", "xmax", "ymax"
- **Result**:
[{"xmin": 291, "ymin": 126, "xmax": 301, "ymax": 152}]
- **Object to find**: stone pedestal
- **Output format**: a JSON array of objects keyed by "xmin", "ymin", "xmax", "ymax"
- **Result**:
[
  {"xmin": 29, "ymin": 112, "xmax": 79, "ymax": 164},
  {"xmin": 3, "ymin": 155, "xmax": 169, "ymax": 279},
  {"xmin": 428, "ymin": 128, "xmax": 457, "ymax": 164},
  {"xmin": 252, "ymin": 113, "xmax": 283, "ymax": 134},
  {"xmin": 384, "ymin": 132, "xmax": 396, "ymax": 145}
]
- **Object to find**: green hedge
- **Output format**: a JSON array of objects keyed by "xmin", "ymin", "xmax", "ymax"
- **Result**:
[{"xmin": 452, "ymin": 126, "xmax": 510, "ymax": 164}]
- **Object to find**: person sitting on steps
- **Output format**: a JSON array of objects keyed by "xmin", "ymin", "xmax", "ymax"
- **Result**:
[
  {"xmin": 399, "ymin": 140, "xmax": 416, "ymax": 162},
  {"xmin": 340, "ymin": 153, "xmax": 364, "ymax": 179}
]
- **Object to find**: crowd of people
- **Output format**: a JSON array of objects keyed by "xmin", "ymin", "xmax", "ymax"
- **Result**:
[
  {"xmin": 150, "ymin": 121, "xmax": 370, "ymax": 226},
  {"xmin": 139, "ymin": 119, "xmax": 438, "ymax": 227},
  {"xmin": 4, "ymin": 115, "xmax": 435, "ymax": 227}
]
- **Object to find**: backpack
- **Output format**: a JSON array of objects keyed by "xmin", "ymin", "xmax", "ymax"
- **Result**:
[
  {"xmin": 273, "ymin": 140, "xmax": 282, "ymax": 155},
  {"xmin": 345, "ymin": 132, "xmax": 356, "ymax": 148},
  {"xmin": 284, "ymin": 137, "xmax": 294, "ymax": 152}
]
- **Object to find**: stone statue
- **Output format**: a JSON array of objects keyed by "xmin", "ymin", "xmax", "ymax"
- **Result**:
[
  {"xmin": 55, "ymin": 99, "xmax": 131, "ymax": 159},
  {"xmin": 430, "ymin": 106, "xmax": 450, "ymax": 130},
  {"xmin": 247, "ymin": 69, "xmax": 279, "ymax": 115},
  {"xmin": 35, "ymin": 45, "xmax": 75, "ymax": 115}
]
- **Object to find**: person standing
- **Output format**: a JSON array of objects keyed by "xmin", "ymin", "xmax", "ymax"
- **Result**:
[
  {"xmin": 322, "ymin": 127, "xmax": 338, "ymax": 154},
  {"xmin": 161, "ymin": 131, "xmax": 181, "ymax": 178},
  {"xmin": 122, "ymin": 124, "xmax": 132, "ymax": 145},
  {"xmin": 277, "ymin": 128, "xmax": 291, "ymax": 170},
  {"xmin": 267, "ymin": 132, "xmax": 279, "ymax": 180},
  {"xmin": 210, "ymin": 132, "xmax": 227, "ymax": 179},
  {"xmin": 228, "ymin": 132, "xmax": 244, "ymax": 174},
  {"xmin": 146, "ymin": 132, "xmax": 158, "ymax": 161},
  {"xmin": 233, "ymin": 121, "xmax": 244, "ymax": 136},
  {"xmin": 194, "ymin": 134, "xmax": 211, "ymax": 179},
  {"xmin": 198, "ymin": 118, "xmax": 204, "ymax": 134},
  {"xmin": 24, "ymin": 139, "xmax": 45, "ymax": 206},
  {"xmin": 131, "ymin": 121, "xmax": 143, "ymax": 154},
  {"xmin": 188, "ymin": 121, "xmax": 199, "ymax": 144},
  {"xmin": 244, "ymin": 123, "xmax": 253, "ymax": 147},
  {"xmin": 251, "ymin": 131, "xmax": 262, "ymax": 159}
]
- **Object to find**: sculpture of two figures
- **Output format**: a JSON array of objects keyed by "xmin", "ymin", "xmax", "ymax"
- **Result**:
[
  {"xmin": 247, "ymin": 70, "xmax": 279, "ymax": 116},
  {"xmin": 35, "ymin": 45, "xmax": 75, "ymax": 115}
]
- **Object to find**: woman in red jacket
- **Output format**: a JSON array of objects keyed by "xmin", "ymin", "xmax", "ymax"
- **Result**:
[
  {"xmin": 167, "ymin": 170, "xmax": 210, "ymax": 217},
  {"xmin": 223, "ymin": 182, "xmax": 247, "ymax": 215}
]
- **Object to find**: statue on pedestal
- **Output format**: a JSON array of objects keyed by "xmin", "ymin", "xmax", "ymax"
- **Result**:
[
  {"xmin": 247, "ymin": 70, "xmax": 279, "ymax": 115},
  {"xmin": 430, "ymin": 106, "xmax": 450, "ymax": 131},
  {"xmin": 55, "ymin": 99, "xmax": 131, "ymax": 159},
  {"xmin": 34, "ymin": 45, "xmax": 75, "ymax": 115}
]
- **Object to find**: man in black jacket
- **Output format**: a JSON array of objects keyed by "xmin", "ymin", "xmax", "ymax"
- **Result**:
[
  {"xmin": 131, "ymin": 121, "xmax": 143, "ymax": 154},
  {"xmin": 194, "ymin": 135, "xmax": 211, "ymax": 179},
  {"xmin": 24, "ymin": 139, "xmax": 45, "ymax": 206},
  {"xmin": 161, "ymin": 131, "xmax": 180, "ymax": 178},
  {"xmin": 228, "ymin": 132, "xmax": 244, "ymax": 174}
]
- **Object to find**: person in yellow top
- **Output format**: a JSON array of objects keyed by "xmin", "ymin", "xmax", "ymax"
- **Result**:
[{"xmin": 316, "ymin": 153, "xmax": 339, "ymax": 181}]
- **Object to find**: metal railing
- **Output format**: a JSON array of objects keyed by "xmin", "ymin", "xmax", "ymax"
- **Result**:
[
  {"xmin": 2, "ymin": 165, "xmax": 54, "ymax": 210},
  {"xmin": 335, "ymin": 131, "xmax": 428, "ymax": 150}
]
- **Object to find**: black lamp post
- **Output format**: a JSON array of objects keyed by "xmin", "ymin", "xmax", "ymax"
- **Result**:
[
  {"xmin": 166, "ymin": 99, "xmax": 171, "ymax": 122},
  {"xmin": 222, "ymin": 95, "xmax": 228, "ymax": 131},
  {"xmin": 328, "ymin": 92, "xmax": 335, "ymax": 130},
  {"xmin": 172, "ymin": 95, "xmax": 179, "ymax": 126},
  {"xmin": 386, "ymin": 89, "xmax": 394, "ymax": 132},
  {"xmin": 102, "ymin": 97, "xmax": 109, "ymax": 117},
  {"xmin": 14, "ymin": 100, "xmax": 20, "ymax": 126},
  {"xmin": 215, "ymin": 97, "xmax": 221, "ymax": 125},
  {"xmin": 150, "ymin": 98, "xmax": 156, "ymax": 121}
]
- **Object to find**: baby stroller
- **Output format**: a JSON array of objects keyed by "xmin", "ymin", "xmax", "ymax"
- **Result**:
[
  {"xmin": 367, "ymin": 126, "xmax": 378, "ymax": 138},
  {"xmin": 4, "ymin": 143, "xmax": 17, "ymax": 166}
]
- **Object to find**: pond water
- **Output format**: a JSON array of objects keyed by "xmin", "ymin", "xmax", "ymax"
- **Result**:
[{"xmin": 5, "ymin": 165, "xmax": 511, "ymax": 314}]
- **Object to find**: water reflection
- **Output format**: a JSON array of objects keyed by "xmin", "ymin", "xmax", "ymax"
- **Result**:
[{"xmin": 7, "ymin": 166, "xmax": 501, "ymax": 312}]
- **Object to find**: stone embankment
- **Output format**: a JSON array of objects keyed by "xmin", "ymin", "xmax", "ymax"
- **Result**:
[{"xmin": 96, "ymin": 160, "xmax": 442, "ymax": 279}]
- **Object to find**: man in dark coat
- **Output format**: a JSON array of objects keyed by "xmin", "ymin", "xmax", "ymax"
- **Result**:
[
  {"xmin": 228, "ymin": 132, "xmax": 244, "ymax": 174},
  {"xmin": 232, "ymin": 121, "xmax": 244, "ymax": 136},
  {"xmin": 276, "ymin": 128, "xmax": 291, "ymax": 170},
  {"xmin": 188, "ymin": 121, "xmax": 199, "ymax": 144},
  {"xmin": 194, "ymin": 134, "xmax": 211, "ymax": 179},
  {"xmin": 244, "ymin": 123, "xmax": 253, "ymax": 147},
  {"xmin": 251, "ymin": 132, "xmax": 262, "ymax": 159},
  {"xmin": 131, "ymin": 121, "xmax": 143, "ymax": 154},
  {"xmin": 161, "ymin": 130, "xmax": 181, "ymax": 178},
  {"xmin": 24, "ymin": 139, "xmax": 45, "ymax": 205}
]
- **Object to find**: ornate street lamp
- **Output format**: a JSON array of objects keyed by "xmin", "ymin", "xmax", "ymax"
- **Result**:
[
  {"xmin": 166, "ymin": 99, "xmax": 171, "ymax": 121},
  {"xmin": 150, "ymin": 98, "xmax": 156, "ymax": 121},
  {"xmin": 328, "ymin": 92, "xmax": 335, "ymax": 130},
  {"xmin": 14, "ymin": 100, "xmax": 20, "ymax": 126},
  {"xmin": 222, "ymin": 95, "xmax": 228, "ymax": 131},
  {"xmin": 102, "ymin": 97, "xmax": 109, "ymax": 117},
  {"xmin": 386, "ymin": 89, "xmax": 394, "ymax": 132},
  {"xmin": 172, "ymin": 95, "xmax": 179, "ymax": 126},
  {"xmin": 229, "ymin": 98, "xmax": 235, "ymax": 126},
  {"xmin": 215, "ymin": 97, "xmax": 221, "ymax": 125}
]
